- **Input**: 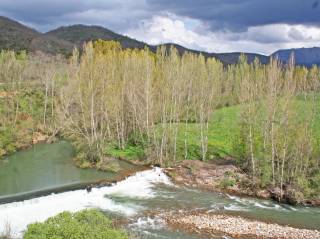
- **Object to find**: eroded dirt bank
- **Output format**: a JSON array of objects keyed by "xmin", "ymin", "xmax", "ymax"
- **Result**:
[{"xmin": 164, "ymin": 160, "xmax": 320, "ymax": 206}]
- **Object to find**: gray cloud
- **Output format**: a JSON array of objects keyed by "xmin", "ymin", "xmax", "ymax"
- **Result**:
[
  {"xmin": 312, "ymin": 1, "xmax": 319, "ymax": 9},
  {"xmin": 1, "ymin": 0, "xmax": 320, "ymax": 32},
  {"xmin": 0, "ymin": 0, "xmax": 150, "ymax": 32},
  {"xmin": 146, "ymin": 0, "xmax": 320, "ymax": 31},
  {"xmin": 0, "ymin": 0, "xmax": 320, "ymax": 54}
]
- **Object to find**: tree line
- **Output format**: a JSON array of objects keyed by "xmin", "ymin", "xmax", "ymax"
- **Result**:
[{"xmin": 1, "ymin": 40, "xmax": 320, "ymax": 198}]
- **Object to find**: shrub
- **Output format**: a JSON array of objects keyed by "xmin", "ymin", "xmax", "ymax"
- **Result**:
[
  {"xmin": 219, "ymin": 177, "xmax": 236, "ymax": 189},
  {"xmin": 23, "ymin": 209, "xmax": 128, "ymax": 239}
]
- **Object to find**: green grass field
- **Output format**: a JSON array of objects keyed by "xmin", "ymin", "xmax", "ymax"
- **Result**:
[{"xmin": 105, "ymin": 95, "xmax": 320, "ymax": 163}]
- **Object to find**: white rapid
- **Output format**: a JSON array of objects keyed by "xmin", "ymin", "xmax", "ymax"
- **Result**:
[{"xmin": 0, "ymin": 167, "xmax": 171, "ymax": 238}]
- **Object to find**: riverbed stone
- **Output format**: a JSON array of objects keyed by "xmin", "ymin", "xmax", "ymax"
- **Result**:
[{"xmin": 165, "ymin": 212, "xmax": 320, "ymax": 239}]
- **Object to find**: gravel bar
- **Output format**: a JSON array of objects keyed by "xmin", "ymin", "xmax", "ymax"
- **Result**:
[{"xmin": 166, "ymin": 213, "xmax": 320, "ymax": 239}]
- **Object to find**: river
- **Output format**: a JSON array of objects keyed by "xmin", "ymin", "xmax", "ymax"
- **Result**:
[
  {"xmin": 0, "ymin": 141, "xmax": 138, "ymax": 203},
  {"xmin": 0, "ymin": 142, "xmax": 319, "ymax": 238}
]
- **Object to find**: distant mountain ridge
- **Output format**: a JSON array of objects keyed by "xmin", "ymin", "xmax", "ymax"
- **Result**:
[
  {"xmin": 1, "ymin": 15, "xmax": 319, "ymax": 66},
  {"xmin": 45, "ymin": 27, "xmax": 269, "ymax": 65},
  {"xmin": 272, "ymin": 47, "xmax": 320, "ymax": 67},
  {"xmin": 0, "ymin": 16, "xmax": 74, "ymax": 55},
  {"xmin": 45, "ymin": 24, "xmax": 147, "ymax": 50}
]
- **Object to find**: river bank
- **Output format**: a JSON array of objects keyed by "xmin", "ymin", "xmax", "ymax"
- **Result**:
[
  {"xmin": 1, "ymin": 141, "xmax": 319, "ymax": 239},
  {"xmin": 0, "ymin": 141, "xmax": 145, "ymax": 204},
  {"xmin": 164, "ymin": 211, "xmax": 320, "ymax": 239},
  {"xmin": 1, "ymin": 165, "xmax": 320, "ymax": 238},
  {"xmin": 0, "ymin": 168, "xmax": 171, "ymax": 238},
  {"xmin": 164, "ymin": 160, "xmax": 320, "ymax": 207},
  {"xmin": 0, "ymin": 130, "xmax": 50, "ymax": 159},
  {"xmin": 3, "ymin": 137, "xmax": 319, "ymax": 208}
]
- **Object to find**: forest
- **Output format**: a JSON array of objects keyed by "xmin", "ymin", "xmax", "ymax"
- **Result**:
[{"xmin": 1, "ymin": 40, "xmax": 320, "ymax": 201}]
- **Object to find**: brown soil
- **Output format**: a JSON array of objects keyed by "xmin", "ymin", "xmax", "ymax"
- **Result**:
[
  {"xmin": 164, "ymin": 160, "xmax": 254, "ymax": 196},
  {"xmin": 164, "ymin": 160, "xmax": 320, "ymax": 206}
]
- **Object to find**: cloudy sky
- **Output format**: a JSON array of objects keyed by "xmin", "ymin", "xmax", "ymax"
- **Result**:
[{"xmin": 1, "ymin": 0, "xmax": 320, "ymax": 55}]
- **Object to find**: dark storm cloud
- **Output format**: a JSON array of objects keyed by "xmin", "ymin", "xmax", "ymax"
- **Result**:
[
  {"xmin": 146, "ymin": 0, "xmax": 320, "ymax": 31},
  {"xmin": 312, "ymin": 1, "xmax": 319, "ymax": 9},
  {"xmin": 1, "ymin": 0, "xmax": 319, "ymax": 33},
  {"xmin": 0, "ymin": 0, "xmax": 320, "ymax": 52},
  {"xmin": 0, "ymin": 0, "xmax": 85, "ymax": 24},
  {"xmin": 0, "ymin": 0, "xmax": 151, "ymax": 31}
]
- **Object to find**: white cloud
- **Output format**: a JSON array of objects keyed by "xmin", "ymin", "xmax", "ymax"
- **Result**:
[
  {"xmin": 126, "ymin": 14, "xmax": 209, "ymax": 48},
  {"xmin": 126, "ymin": 14, "xmax": 320, "ymax": 55}
]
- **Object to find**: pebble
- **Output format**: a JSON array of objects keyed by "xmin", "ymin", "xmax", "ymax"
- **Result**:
[{"xmin": 165, "ymin": 213, "xmax": 320, "ymax": 239}]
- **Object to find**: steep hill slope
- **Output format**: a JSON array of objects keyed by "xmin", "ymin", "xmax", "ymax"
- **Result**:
[
  {"xmin": 46, "ymin": 25, "xmax": 147, "ymax": 49},
  {"xmin": 0, "ymin": 16, "xmax": 39, "ymax": 52},
  {"xmin": 0, "ymin": 16, "xmax": 73, "ymax": 55}
]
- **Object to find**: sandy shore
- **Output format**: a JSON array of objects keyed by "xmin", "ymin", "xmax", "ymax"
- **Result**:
[{"xmin": 165, "ymin": 213, "xmax": 320, "ymax": 239}]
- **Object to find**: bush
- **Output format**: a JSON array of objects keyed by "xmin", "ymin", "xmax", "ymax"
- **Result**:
[
  {"xmin": 310, "ymin": 170, "xmax": 320, "ymax": 196},
  {"xmin": 0, "ymin": 127, "xmax": 16, "ymax": 157},
  {"xmin": 219, "ymin": 176, "xmax": 236, "ymax": 189},
  {"xmin": 23, "ymin": 209, "xmax": 128, "ymax": 239}
]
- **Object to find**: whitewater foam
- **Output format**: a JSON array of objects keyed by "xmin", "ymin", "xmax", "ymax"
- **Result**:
[
  {"xmin": 129, "ymin": 216, "xmax": 166, "ymax": 230},
  {"xmin": 0, "ymin": 167, "xmax": 171, "ymax": 238},
  {"xmin": 224, "ymin": 204, "xmax": 247, "ymax": 211},
  {"xmin": 226, "ymin": 194, "xmax": 288, "ymax": 211}
]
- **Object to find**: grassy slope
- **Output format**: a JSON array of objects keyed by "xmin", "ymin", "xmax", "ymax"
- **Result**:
[
  {"xmin": 107, "ymin": 96, "xmax": 320, "ymax": 163},
  {"xmin": 105, "ymin": 105, "xmax": 242, "ymax": 161}
]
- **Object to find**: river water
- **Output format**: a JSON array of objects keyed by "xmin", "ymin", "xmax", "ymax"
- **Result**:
[
  {"xmin": 0, "ymin": 142, "xmax": 319, "ymax": 238},
  {"xmin": 0, "ymin": 141, "xmax": 137, "ymax": 203}
]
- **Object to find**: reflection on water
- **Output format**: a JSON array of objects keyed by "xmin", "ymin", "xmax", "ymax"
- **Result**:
[{"xmin": 0, "ymin": 141, "xmax": 136, "ymax": 200}]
